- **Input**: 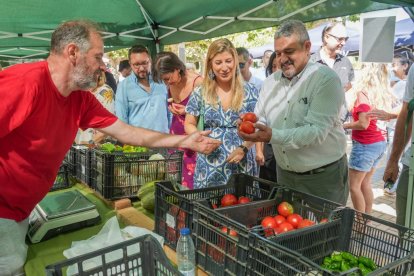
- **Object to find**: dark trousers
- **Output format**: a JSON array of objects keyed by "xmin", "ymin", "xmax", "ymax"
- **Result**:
[
  {"xmin": 259, "ymin": 143, "xmax": 277, "ymax": 182},
  {"xmin": 276, "ymin": 155, "xmax": 349, "ymax": 205}
]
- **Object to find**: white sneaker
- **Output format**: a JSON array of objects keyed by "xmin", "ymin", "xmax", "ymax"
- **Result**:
[{"xmin": 384, "ymin": 188, "xmax": 396, "ymax": 196}]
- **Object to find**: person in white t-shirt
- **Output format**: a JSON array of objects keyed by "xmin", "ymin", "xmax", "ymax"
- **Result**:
[{"xmin": 236, "ymin": 47, "xmax": 263, "ymax": 92}]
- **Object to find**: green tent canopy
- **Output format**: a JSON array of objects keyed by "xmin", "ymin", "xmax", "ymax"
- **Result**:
[{"xmin": 0, "ymin": 0, "xmax": 412, "ymax": 61}]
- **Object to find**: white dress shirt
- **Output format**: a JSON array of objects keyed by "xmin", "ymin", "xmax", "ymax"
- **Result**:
[{"xmin": 255, "ymin": 61, "xmax": 347, "ymax": 173}]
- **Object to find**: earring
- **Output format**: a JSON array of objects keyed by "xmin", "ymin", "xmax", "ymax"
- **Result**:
[{"xmin": 208, "ymin": 69, "xmax": 215, "ymax": 80}]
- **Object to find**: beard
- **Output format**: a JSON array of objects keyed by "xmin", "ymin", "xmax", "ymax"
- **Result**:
[
  {"xmin": 281, "ymin": 60, "xmax": 296, "ymax": 79},
  {"xmin": 135, "ymin": 71, "xmax": 148, "ymax": 81},
  {"xmin": 73, "ymin": 58, "xmax": 100, "ymax": 90}
]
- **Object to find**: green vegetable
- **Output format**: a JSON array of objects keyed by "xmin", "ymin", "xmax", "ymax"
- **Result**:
[
  {"xmin": 141, "ymin": 192, "xmax": 155, "ymax": 212},
  {"xmin": 323, "ymin": 257, "xmax": 332, "ymax": 266},
  {"xmin": 137, "ymin": 181, "xmax": 156, "ymax": 199},
  {"xmin": 331, "ymin": 253, "xmax": 343, "ymax": 262},
  {"xmin": 328, "ymin": 261, "xmax": 341, "ymax": 271},
  {"xmin": 101, "ymin": 142, "xmax": 116, "ymax": 152},
  {"xmin": 358, "ymin": 256, "xmax": 377, "ymax": 270},
  {"xmin": 341, "ymin": 260, "xmax": 351, "ymax": 272},
  {"xmin": 342, "ymin": 252, "xmax": 357, "ymax": 263},
  {"xmin": 358, "ymin": 263, "xmax": 372, "ymax": 276}
]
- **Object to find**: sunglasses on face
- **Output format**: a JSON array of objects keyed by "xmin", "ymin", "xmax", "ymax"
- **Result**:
[
  {"xmin": 327, "ymin": 33, "xmax": 349, "ymax": 43},
  {"xmin": 239, "ymin": 62, "xmax": 246, "ymax": 69}
]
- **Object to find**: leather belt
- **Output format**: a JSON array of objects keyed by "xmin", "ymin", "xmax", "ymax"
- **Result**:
[{"xmin": 294, "ymin": 156, "xmax": 343, "ymax": 175}]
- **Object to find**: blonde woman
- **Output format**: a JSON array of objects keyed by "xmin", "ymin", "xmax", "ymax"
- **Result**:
[
  {"xmin": 184, "ymin": 38, "xmax": 259, "ymax": 188},
  {"xmin": 344, "ymin": 63, "xmax": 397, "ymax": 214},
  {"xmin": 76, "ymin": 70, "xmax": 115, "ymax": 144}
]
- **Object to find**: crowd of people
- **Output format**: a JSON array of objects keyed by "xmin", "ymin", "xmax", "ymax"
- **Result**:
[{"xmin": 1, "ymin": 17, "xmax": 414, "ymax": 274}]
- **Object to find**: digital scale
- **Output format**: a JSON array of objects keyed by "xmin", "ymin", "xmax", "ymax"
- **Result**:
[{"xmin": 27, "ymin": 190, "xmax": 101, "ymax": 243}]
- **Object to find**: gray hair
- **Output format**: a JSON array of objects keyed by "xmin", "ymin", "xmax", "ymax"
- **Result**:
[
  {"xmin": 50, "ymin": 20, "xmax": 101, "ymax": 54},
  {"xmin": 274, "ymin": 20, "xmax": 310, "ymax": 45}
]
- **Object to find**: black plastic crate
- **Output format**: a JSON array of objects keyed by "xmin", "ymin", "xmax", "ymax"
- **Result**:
[
  {"xmin": 192, "ymin": 187, "xmax": 341, "ymax": 276},
  {"xmin": 45, "ymin": 234, "xmax": 180, "ymax": 276},
  {"xmin": 75, "ymin": 146, "xmax": 92, "ymax": 186},
  {"xmin": 90, "ymin": 148, "xmax": 183, "ymax": 200},
  {"xmin": 247, "ymin": 208, "xmax": 414, "ymax": 275},
  {"xmin": 49, "ymin": 164, "xmax": 70, "ymax": 192},
  {"xmin": 63, "ymin": 145, "xmax": 77, "ymax": 177},
  {"xmin": 155, "ymin": 174, "xmax": 277, "ymax": 251}
]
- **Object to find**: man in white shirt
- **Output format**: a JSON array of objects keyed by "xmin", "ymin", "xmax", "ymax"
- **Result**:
[
  {"xmin": 310, "ymin": 22, "xmax": 354, "ymax": 124},
  {"xmin": 236, "ymin": 47, "xmax": 263, "ymax": 92},
  {"xmin": 254, "ymin": 49, "xmax": 273, "ymax": 81},
  {"xmin": 239, "ymin": 20, "xmax": 348, "ymax": 205}
]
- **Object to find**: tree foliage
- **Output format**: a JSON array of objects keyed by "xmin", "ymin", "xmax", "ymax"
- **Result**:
[{"xmin": 106, "ymin": 15, "xmax": 360, "ymax": 68}]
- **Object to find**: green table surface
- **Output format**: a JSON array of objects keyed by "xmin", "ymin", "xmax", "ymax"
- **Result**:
[{"xmin": 24, "ymin": 183, "xmax": 153, "ymax": 275}]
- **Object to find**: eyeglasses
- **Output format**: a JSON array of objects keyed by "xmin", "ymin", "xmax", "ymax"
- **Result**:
[
  {"xmin": 327, "ymin": 33, "xmax": 349, "ymax": 43},
  {"xmin": 131, "ymin": 60, "xmax": 150, "ymax": 69},
  {"xmin": 239, "ymin": 62, "xmax": 246, "ymax": 69}
]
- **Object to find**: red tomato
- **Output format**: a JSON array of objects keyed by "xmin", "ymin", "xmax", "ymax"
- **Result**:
[
  {"xmin": 212, "ymin": 203, "xmax": 218, "ymax": 209},
  {"xmin": 277, "ymin": 201, "xmax": 294, "ymax": 217},
  {"xmin": 319, "ymin": 218, "xmax": 328, "ymax": 223},
  {"xmin": 297, "ymin": 219, "xmax": 315, "ymax": 229},
  {"xmin": 273, "ymin": 215, "xmax": 286, "ymax": 226},
  {"xmin": 287, "ymin": 214, "xmax": 303, "ymax": 229},
  {"xmin": 239, "ymin": 121, "xmax": 255, "ymax": 134},
  {"xmin": 238, "ymin": 196, "xmax": 251, "ymax": 204},
  {"xmin": 221, "ymin": 226, "xmax": 238, "ymax": 237},
  {"xmin": 261, "ymin": 216, "xmax": 277, "ymax": 237},
  {"xmin": 242, "ymin": 112, "xmax": 258, "ymax": 123},
  {"xmin": 276, "ymin": 222, "xmax": 294, "ymax": 233},
  {"xmin": 221, "ymin": 194, "xmax": 238, "ymax": 207}
]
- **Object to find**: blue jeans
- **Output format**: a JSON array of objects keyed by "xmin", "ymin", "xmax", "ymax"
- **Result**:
[{"xmin": 349, "ymin": 140, "xmax": 387, "ymax": 172}]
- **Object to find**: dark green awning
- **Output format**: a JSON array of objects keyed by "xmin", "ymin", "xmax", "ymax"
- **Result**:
[{"xmin": 0, "ymin": 0, "xmax": 411, "ymax": 60}]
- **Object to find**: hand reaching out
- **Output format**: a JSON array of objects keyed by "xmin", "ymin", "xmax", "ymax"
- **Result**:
[{"xmin": 168, "ymin": 102, "xmax": 186, "ymax": 115}]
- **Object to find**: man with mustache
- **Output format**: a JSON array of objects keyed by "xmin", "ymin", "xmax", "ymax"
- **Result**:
[
  {"xmin": 115, "ymin": 45, "xmax": 170, "ymax": 133},
  {"xmin": 239, "ymin": 20, "xmax": 348, "ymax": 205},
  {"xmin": 0, "ymin": 20, "xmax": 220, "ymax": 275}
]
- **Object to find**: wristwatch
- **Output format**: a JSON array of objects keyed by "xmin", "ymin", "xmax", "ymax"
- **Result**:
[{"xmin": 238, "ymin": 145, "xmax": 248, "ymax": 154}]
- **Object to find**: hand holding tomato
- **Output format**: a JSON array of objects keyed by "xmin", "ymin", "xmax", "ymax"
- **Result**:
[
  {"xmin": 238, "ymin": 122, "xmax": 272, "ymax": 143},
  {"xmin": 242, "ymin": 112, "xmax": 258, "ymax": 123},
  {"xmin": 239, "ymin": 121, "xmax": 255, "ymax": 134}
]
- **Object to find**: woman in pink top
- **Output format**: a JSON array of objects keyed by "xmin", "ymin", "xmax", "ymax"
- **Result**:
[
  {"xmin": 344, "ymin": 63, "xmax": 397, "ymax": 214},
  {"xmin": 152, "ymin": 52, "xmax": 203, "ymax": 189}
]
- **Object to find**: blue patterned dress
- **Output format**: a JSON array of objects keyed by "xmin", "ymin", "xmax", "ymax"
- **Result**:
[{"xmin": 186, "ymin": 83, "xmax": 259, "ymax": 189}]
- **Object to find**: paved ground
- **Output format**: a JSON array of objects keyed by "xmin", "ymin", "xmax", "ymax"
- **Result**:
[{"xmin": 345, "ymin": 140, "xmax": 399, "ymax": 234}]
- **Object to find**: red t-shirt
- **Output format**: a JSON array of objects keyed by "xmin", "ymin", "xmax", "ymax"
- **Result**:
[
  {"xmin": 0, "ymin": 61, "xmax": 118, "ymax": 221},
  {"xmin": 351, "ymin": 103, "xmax": 385, "ymax": 144}
]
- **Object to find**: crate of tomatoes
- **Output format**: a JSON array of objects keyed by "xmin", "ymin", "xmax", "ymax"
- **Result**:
[
  {"xmin": 154, "ymin": 174, "xmax": 277, "ymax": 251},
  {"xmin": 192, "ymin": 186, "xmax": 341, "ymax": 276},
  {"xmin": 247, "ymin": 207, "xmax": 414, "ymax": 275}
]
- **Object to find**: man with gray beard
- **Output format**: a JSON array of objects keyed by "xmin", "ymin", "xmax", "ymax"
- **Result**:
[
  {"xmin": 0, "ymin": 20, "xmax": 220, "ymax": 274},
  {"xmin": 239, "ymin": 20, "xmax": 348, "ymax": 205}
]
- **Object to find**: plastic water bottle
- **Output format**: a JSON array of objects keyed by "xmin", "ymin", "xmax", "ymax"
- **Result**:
[{"xmin": 176, "ymin": 227, "xmax": 196, "ymax": 276}]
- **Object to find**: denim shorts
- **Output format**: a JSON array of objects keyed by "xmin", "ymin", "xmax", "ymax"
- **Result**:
[{"xmin": 349, "ymin": 140, "xmax": 387, "ymax": 172}]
